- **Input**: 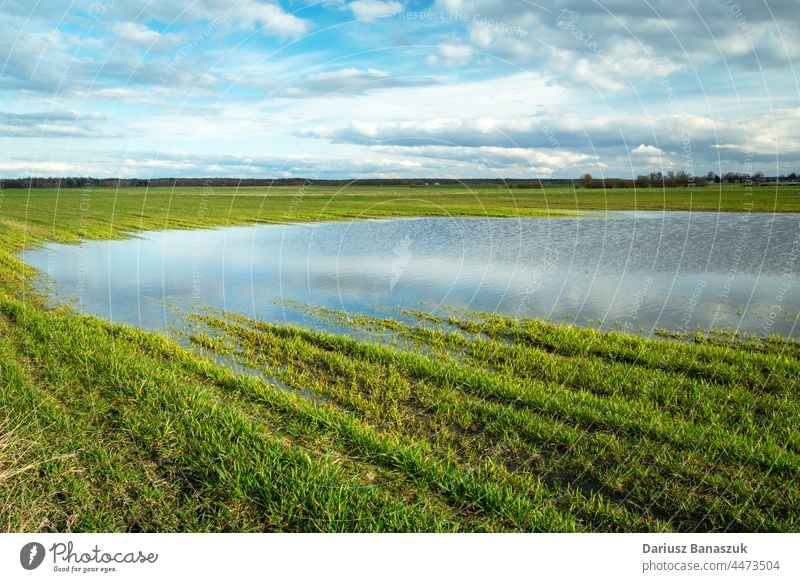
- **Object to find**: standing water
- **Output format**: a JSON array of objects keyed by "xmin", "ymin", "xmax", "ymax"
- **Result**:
[{"xmin": 20, "ymin": 212, "xmax": 800, "ymax": 339}]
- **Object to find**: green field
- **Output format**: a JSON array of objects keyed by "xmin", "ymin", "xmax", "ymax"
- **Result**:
[
  {"xmin": 3, "ymin": 184, "xmax": 800, "ymax": 247},
  {"xmin": 1, "ymin": 184, "xmax": 799, "ymax": 531}
]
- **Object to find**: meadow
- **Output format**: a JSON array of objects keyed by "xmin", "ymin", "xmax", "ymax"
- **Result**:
[{"xmin": 0, "ymin": 183, "xmax": 798, "ymax": 531}]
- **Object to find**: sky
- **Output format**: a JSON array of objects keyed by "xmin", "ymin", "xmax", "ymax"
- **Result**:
[{"xmin": 1, "ymin": 0, "xmax": 799, "ymax": 179}]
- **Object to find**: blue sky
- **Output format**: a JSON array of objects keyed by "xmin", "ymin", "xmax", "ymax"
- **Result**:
[{"xmin": 1, "ymin": 0, "xmax": 799, "ymax": 179}]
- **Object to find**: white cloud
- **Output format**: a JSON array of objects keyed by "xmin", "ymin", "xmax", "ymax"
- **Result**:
[
  {"xmin": 432, "ymin": 0, "xmax": 800, "ymax": 89},
  {"xmin": 1, "ymin": 0, "xmax": 798, "ymax": 180},
  {"xmin": 236, "ymin": 2, "xmax": 308, "ymax": 38},
  {"xmin": 111, "ymin": 22, "xmax": 185, "ymax": 48},
  {"xmin": 0, "ymin": 161, "xmax": 74, "ymax": 174},
  {"xmin": 348, "ymin": 0, "xmax": 404, "ymax": 21},
  {"xmin": 631, "ymin": 144, "xmax": 665, "ymax": 156},
  {"xmin": 301, "ymin": 117, "xmax": 540, "ymax": 146},
  {"xmin": 371, "ymin": 144, "xmax": 594, "ymax": 173},
  {"xmin": 0, "ymin": 110, "xmax": 122, "ymax": 138},
  {"xmin": 283, "ymin": 72, "xmax": 567, "ymax": 131},
  {"xmin": 92, "ymin": 1, "xmax": 309, "ymax": 39},
  {"xmin": 559, "ymin": 52, "xmax": 682, "ymax": 92},
  {"xmin": 427, "ymin": 43, "xmax": 474, "ymax": 67},
  {"xmin": 263, "ymin": 67, "xmax": 443, "ymax": 98}
]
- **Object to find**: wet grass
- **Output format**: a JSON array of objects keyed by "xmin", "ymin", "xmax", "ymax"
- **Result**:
[
  {"xmin": 1, "ymin": 183, "xmax": 799, "ymax": 252},
  {"xmin": 0, "ymin": 184, "xmax": 798, "ymax": 531},
  {"xmin": 180, "ymin": 307, "xmax": 800, "ymax": 532}
]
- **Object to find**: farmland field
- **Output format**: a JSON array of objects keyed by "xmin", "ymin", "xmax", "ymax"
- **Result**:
[{"xmin": 1, "ymin": 184, "xmax": 799, "ymax": 532}]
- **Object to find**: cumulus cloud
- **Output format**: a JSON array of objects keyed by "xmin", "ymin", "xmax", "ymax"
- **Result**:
[
  {"xmin": 0, "ymin": 110, "xmax": 122, "ymax": 138},
  {"xmin": 1, "ymin": 0, "xmax": 797, "ymax": 179},
  {"xmin": 348, "ymin": 0, "xmax": 405, "ymax": 21},
  {"xmin": 110, "ymin": 22, "xmax": 186, "ymax": 49},
  {"xmin": 631, "ymin": 144, "xmax": 665, "ymax": 156},
  {"xmin": 0, "ymin": 1, "xmax": 308, "ymax": 95},
  {"xmin": 426, "ymin": 43, "xmax": 474, "ymax": 67},
  {"xmin": 267, "ymin": 68, "xmax": 442, "ymax": 98},
  {"xmin": 300, "ymin": 117, "xmax": 536, "ymax": 146},
  {"xmin": 1, "ymin": 146, "xmax": 586, "ymax": 179},
  {"xmin": 431, "ymin": 0, "xmax": 800, "ymax": 85},
  {"xmin": 298, "ymin": 109, "xmax": 800, "ymax": 174},
  {"xmin": 298, "ymin": 114, "xmax": 730, "ymax": 151},
  {"xmin": 235, "ymin": 1, "xmax": 309, "ymax": 38},
  {"xmin": 371, "ymin": 144, "xmax": 595, "ymax": 173},
  {"xmin": 0, "ymin": 161, "xmax": 75, "ymax": 174},
  {"xmin": 1, "ymin": 149, "xmax": 443, "ymax": 179},
  {"xmin": 91, "ymin": 0, "xmax": 309, "ymax": 39}
]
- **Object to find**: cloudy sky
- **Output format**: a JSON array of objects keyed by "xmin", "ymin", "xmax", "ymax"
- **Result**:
[{"xmin": 1, "ymin": 0, "xmax": 799, "ymax": 179}]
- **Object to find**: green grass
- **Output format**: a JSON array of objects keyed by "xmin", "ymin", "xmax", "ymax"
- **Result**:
[
  {"xmin": 0, "ymin": 184, "xmax": 798, "ymax": 532},
  {"xmin": 2, "ymin": 182, "xmax": 799, "ymax": 248},
  {"xmin": 180, "ymin": 307, "xmax": 800, "ymax": 531}
]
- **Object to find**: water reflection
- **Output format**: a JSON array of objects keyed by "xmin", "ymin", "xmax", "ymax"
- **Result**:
[{"xmin": 20, "ymin": 212, "xmax": 800, "ymax": 338}]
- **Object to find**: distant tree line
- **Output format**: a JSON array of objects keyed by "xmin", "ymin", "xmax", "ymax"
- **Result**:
[
  {"xmin": 0, "ymin": 177, "xmax": 574, "ymax": 189},
  {"xmin": 579, "ymin": 171, "xmax": 708, "ymax": 188},
  {"xmin": 717, "ymin": 171, "xmax": 800, "ymax": 184},
  {"xmin": 1, "ymin": 172, "xmax": 797, "ymax": 190},
  {"xmin": 578, "ymin": 170, "xmax": 800, "ymax": 188}
]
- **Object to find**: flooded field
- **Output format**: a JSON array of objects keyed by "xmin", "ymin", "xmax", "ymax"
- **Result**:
[{"xmin": 22, "ymin": 212, "xmax": 800, "ymax": 338}]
